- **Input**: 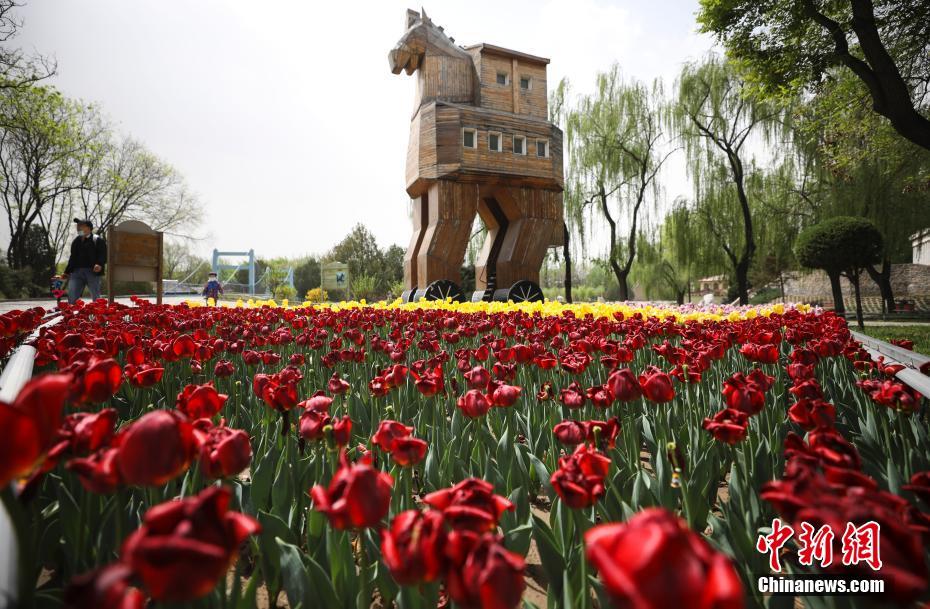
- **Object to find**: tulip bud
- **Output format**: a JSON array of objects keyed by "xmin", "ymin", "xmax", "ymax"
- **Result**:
[
  {"xmin": 323, "ymin": 424, "xmax": 335, "ymax": 451},
  {"xmin": 666, "ymin": 441, "xmax": 684, "ymax": 488}
]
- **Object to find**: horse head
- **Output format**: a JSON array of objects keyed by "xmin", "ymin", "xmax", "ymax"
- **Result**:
[{"xmin": 388, "ymin": 8, "xmax": 466, "ymax": 75}]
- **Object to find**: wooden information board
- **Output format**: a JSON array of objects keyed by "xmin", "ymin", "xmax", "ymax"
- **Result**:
[
  {"xmin": 321, "ymin": 262, "xmax": 349, "ymax": 291},
  {"xmin": 106, "ymin": 220, "xmax": 164, "ymax": 304}
]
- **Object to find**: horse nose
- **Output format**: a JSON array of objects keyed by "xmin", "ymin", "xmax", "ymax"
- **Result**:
[{"xmin": 389, "ymin": 47, "xmax": 411, "ymax": 74}]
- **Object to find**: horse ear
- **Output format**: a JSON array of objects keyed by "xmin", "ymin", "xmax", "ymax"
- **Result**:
[
  {"xmin": 406, "ymin": 8, "xmax": 418, "ymax": 29},
  {"xmin": 420, "ymin": 7, "xmax": 428, "ymax": 21}
]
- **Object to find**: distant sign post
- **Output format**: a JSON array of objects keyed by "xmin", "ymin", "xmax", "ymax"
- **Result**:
[
  {"xmin": 321, "ymin": 261, "xmax": 349, "ymax": 295},
  {"xmin": 106, "ymin": 220, "xmax": 164, "ymax": 305}
]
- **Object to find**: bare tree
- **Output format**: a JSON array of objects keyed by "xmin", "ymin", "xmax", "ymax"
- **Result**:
[
  {"xmin": 0, "ymin": 0, "xmax": 55, "ymax": 90},
  {"xmin": 0, "ymin": 86, "xmax": 99, "ymax": 269}
]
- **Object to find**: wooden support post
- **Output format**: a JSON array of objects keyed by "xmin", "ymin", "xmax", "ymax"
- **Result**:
[
  {"xmin": 156, "ymin": 231, "xmax": 164, "ymax": 305},
  {"xmin": 106, "ymin": 227, "xmax": 114, "ymax": 304}
]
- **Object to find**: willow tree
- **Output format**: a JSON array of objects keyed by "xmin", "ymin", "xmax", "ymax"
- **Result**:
[
  {"xmin": 566, "ymin": 66, "xmax": 672, "ymax": 301},
  {"xmin": 669, "ymin": 56, "xmax": 787, "ymax": 304},
  {"xmin": 550, "ymin": 77, "xmax": 574, "ymax": 302},
  {"xmin": 0, "ymin": 85, "xmax": 95, "ymax": 271},
  {"xmin": 633, "ymin": 202, "xmax": 703, "ymax": 303},
  {"xmin": 796, "ymin": 71, "xmax": 930, "ymax": 313}
]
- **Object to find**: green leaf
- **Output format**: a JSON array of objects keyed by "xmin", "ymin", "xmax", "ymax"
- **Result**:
[
  {"xmin": 527, "ymin": 452, "xmax": 552, "ymax": 494},
  {"xmin": 276, "ymin": 538, "xmax": 310, "ymax": 609},
  {"xmin": 531, "ymin": 514, "xmax": 565, "ymax": 598}
]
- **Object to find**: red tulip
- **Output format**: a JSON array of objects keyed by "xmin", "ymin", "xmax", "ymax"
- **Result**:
[
  {"xmin": 213, "ymin": 359, "xmax": 235, "ymax": 377},
  {"xmin": 298, "ymin": 408, "xmax": 328, "ymax": 442},
  {"xmin": 327, "ymin": 372, "xmax": 350, "ymax": 395},
  {"xmin": 639, "ymin": 369, "xmax": 675, "ymax": 403},
  {"xmin": 412, "ymin": 365, "xmax": 444, "ymax": 397},
  {"xmin": 787, "ymin": 398, "xmax": 836, "ymax": 431},
  {"xmin": 127, "ymin": 363, "xmax": 164, "ymax": 388},
  {"xmin": 702, "ymin": 408, "xmax": 749, "ymax": 445},
  {"xmin": 443, "ymin": 532, "xmax": 526, "ymax": 609},
  {"xmin": 390, "ymin": 436, "xmax": 428, "ymax": 466},
  {"xmin": 788, "ymin": 378, "xmax": 823, "ymax": 401},
  {"xmin": 585, "ymin": 508, "xmax": 744, "ymax": 609},
  {"xmin": 553, "ymin": 419, "xmax": 586, "ymax": 446},
  {"xmin": 583, "ymin": 417, "xmax": 621, "ymax": 449},
  {"xmin": 585, "ymin": 383, "xmax": 614, "ymax": 408},
  {"xmin": 116, "ymin": 410, "xmax": 198, "ymax": 486},
  {"xmin": 310, "ymin": 452, "xmax": 392, "ymax": 529},
  {"xmin": 79, "ymin": 357, "xmax": 123, "ymax": 403},
  {"xmin": 457, "ymin": 390, "xmax": 492, "ymax": 418},
  {"xmin": 381, "ymin": 509, "xmax": 447, "ymax": 585},
  {"xmin": 170, "ymin": 334, "xmax": 197, "ymax": 358},
  {"xmin": 722, "ymin": 372, "xmax": 766, "ymax": 415},
  {"xmin": 64, "ymin": 563, "xmax": 146, "ymax": 609},
  {"xmin": 903, "ymin": 471, "xmax": 930, "ymax": 505},
  {"xmin": 121, "ymin": 486, "xmax": 260, "ymax": 601},
  {"xmin": 331, "ymin": 415, "xmax": 353, "ymax": 446},
  {"xmin": 550, "ymin": 444, "xmax": 611, "ymax": 509},
  {"xmin": 67, "ymin": 447, "xmax": 122, "ymax": 494},
  {"xmin": 464, "ymin": 366, "xmax": 491, "ymax": 390},
  {"xmin": 559, "ymin": 382, "xmax": 586, "ymax": 409},
  {"xmin": 536, "ymin": 382, "xmax": 554, "ymax": 401},
  {"xmin": 61, "ymin": 408, "xmax": 117, "ymax": 454},
  {"xmin": 371, "ymin": 420, "xmax": 414, "ymax": 452},
  {"xmin": 197, "ymin": 424, "xmax": 252, "ymax": 478},
  {"xmin": 299, "ymin": 391, "xmax": 333, "ymax": 413},
  {"xmin": 0, "ymin": 372, "xmax": 71, "ymax": 486},
  {"xmin": 176, "ymin": 383, "xmax": 228, "ymax": 419},
  {"xmin": 739, "ymin": 342, "xmax": 779, "ymax": 365},
  {"xmin": 488, "ymin": 381, "xmax": 521, "ymax": 407},
  {"xmin": 423, "ymin": 478, "xmax": 513, "ymax": 532}
]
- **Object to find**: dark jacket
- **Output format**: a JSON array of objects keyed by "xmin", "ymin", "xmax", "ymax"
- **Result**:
[{"xmin": 65, "ymin": 234, "xmax": 107, "ymax": 274}]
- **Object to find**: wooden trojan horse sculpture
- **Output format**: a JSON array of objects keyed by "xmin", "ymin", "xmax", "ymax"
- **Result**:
[{"xmin": 389, "ymin": 8, "xmax": 564, "ymax": 302}]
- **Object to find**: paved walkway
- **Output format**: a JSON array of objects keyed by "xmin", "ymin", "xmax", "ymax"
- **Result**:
[{"xmin": 0, "ymin": 295, "xmax": 195, "ymax": 314}]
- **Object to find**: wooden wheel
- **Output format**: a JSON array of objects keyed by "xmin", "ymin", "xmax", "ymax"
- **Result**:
[
  {"xmin": 424, "ymin": 279, "xmax": 465, "ymax": 302},
  {"xmin": 400, "ymin": 289, "xmax": 417, "ymax": 303},
  {"xmin": 494, "ymin": 280, "xmax": 543, "ymax": 303}
]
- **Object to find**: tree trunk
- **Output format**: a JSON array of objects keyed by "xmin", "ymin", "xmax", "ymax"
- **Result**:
[
  {"xmin": 804, "ymin": 0, "xmax": 930, "ymax": 152},
  {"xmin": 676, "ymin": 289, "xmax": 685, "ymax": 305},
  {"xmin": 562, "ymin": 222, "xmax": 572, "ymax": 303},
  {"xmin": 726, "ymin": 149, "xmax": 755, "ymax": 305},
  {"xmin": 597, "ymin": 187, "xmax": 629, "ymax": 301},
  {"xmin": 616, "ymin": 272, "xmax": 630, "ymax": 301},
  {"xmin": 848, "ymin": 270, "xmax": 865, "ymax": 329},
  {"xmin": 865, "ymin": 258, "xmax": 894, "ymax": 314},
  {"xmin": 827, "ymin": 270, "xmax": 846, "ymax": 316},
  {"xmin": 735, "ymin": 257, "xmax": 751, "ymax": 305}
]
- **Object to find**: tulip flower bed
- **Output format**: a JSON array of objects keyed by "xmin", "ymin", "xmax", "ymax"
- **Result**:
[{"xmin": 1, "ymin": 298, "xmax": 929, "ymax": 609}]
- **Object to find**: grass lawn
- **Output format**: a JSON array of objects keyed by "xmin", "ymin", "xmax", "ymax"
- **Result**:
[{"xmin": 857, "ymin": 324, "xmax": 930, "ymax": 356}]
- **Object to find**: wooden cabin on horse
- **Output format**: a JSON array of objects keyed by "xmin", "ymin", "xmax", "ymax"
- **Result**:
[{"xmin": 389, "ymin": 8, "xmax": 564, "ymax": 303}]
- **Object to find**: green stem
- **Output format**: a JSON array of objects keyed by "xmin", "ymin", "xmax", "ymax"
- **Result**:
[
  {"xmin": 358, "ymin": 530, "xmax": 372, "ymax": 609},
  {"xmin": 573, "ymin": 507, "xmax": 591, "ymax": 609}
]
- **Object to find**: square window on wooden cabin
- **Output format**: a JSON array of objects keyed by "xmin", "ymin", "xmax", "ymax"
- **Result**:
[
  {"xmin": 536, "ymin": 139, "xmax": 548, "ymax": 158},
  {"xmin": 520, "ymin": 76, "xmax": 531, "ymax": 90},
  {"xmin": 513, "ymin": 135, "xmax": 526, "ymax": 155},
  {"xmin": 496, "ymin": 72, "xmax": 508, "ymax": 85},
  {"xmin": 462, "ymin": 128, "xmax": 477, "ymax": 149},
  {"xmin": 489, "ymin": 132, "xmax": 502, "ymax": 152}
]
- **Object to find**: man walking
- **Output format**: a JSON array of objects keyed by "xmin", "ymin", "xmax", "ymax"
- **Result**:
[{"xmin": 63, "ymin": 218, "xmax": 107, "ymax": 303}]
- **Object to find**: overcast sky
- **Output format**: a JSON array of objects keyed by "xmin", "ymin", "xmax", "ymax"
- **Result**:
[{"xmin": 15, "ymin": 0, "xmax": 716, "ymax": 260}]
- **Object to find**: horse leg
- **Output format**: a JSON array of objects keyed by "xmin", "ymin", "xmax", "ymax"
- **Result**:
[
  {"xmin": 416, "ymin": 180, "xmax": 478, "ymax": 288},
  {"xmin": 490, "ymin": 187, "xmax": 563, "ymax": 289},
  {"xmin": 404, "ymin": 195, "xmax": 428, "ymax": 291},
  {"xmin": 475, "ymin": 196, "xmax": 509, "ymax": 294}
]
